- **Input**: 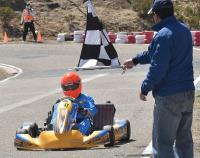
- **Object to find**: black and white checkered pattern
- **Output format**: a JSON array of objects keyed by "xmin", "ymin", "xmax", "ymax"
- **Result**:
[{"xmin": 78, "ymin": 0, "xmax": 120, "ymax": 68}]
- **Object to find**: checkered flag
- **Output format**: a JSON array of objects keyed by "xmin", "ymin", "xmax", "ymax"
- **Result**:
[{"xmin": 78, "ymin": 0, "xmax": 120, "ymax": 68}]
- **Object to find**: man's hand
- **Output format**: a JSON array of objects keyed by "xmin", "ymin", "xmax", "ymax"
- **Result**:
[
  {"xmin": 123, "ymin": 59, "xmax": 135, "ymax": 69},
  {"xmin": 140, "ymin": 92, "xmax": 147, "ymax": 101}
]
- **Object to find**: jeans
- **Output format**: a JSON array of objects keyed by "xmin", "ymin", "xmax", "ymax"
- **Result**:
[{"xmin": 153, "ymin": 91, "xmax": 195, "ymax": 158}]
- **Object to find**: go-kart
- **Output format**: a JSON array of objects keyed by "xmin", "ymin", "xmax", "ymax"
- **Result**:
[{"xmin": 14, "ymin": 97, "xmax": 131, "ymax": 150}]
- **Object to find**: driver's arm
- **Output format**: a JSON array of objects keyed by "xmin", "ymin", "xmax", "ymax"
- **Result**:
[
  {"xmin": 83, "ymin": 95, "xmax": 97, "ymax": 117},
  {"xmin": 50, "ymin": 103, "xmax": 58, "ymax": 126}
]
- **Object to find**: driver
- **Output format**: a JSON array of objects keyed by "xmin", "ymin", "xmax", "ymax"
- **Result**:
[{"xmin": 50, "ymin": 72, "xmax": 97, "ymax": 135}]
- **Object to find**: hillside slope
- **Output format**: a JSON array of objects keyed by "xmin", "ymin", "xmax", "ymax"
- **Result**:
[
  {"xmin": 1, "ymin": 0, "xmax": 149, "ymax": 39},
  {"xmin": 29, "ymin": 0, "xmax": 146, "ymax": 38},
  {"xmin": 1, "ymin": 0, "xmax": 200, "ymax": 39}
]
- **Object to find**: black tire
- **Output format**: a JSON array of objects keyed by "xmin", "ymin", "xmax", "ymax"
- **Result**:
[
  {"xmin": 121, "ymin": 120, "xmax": 131, "ymax": 141},
  {"xmin": 28, "ymin": 122, "xmax": 39, "ymax": 138},
  {"xmin": 103, "ymin": 125, "xmax": 115, "ymax": 147},
  {"xmin": 16, "ymin": 122, "xmax": 39, "ymax": 138}
]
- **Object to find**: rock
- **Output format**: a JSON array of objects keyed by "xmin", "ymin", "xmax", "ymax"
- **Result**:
[{"xmin": 47, "ymin": 3, "xmax": 60, "ymax": 9}]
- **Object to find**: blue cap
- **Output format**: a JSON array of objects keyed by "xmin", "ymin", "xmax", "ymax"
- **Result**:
[{"xmin": 148, "ymin": 0, "xmax": 173, "ymax": 14}]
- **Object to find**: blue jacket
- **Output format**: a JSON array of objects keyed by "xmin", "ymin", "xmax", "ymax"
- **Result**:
[
  {"xmin": 135, "ymin": 16, "xmax": 195, "ymax": 96},
  {"xmin": 50, "ymin": 93, "xmax": 97, "ymax": 125}
]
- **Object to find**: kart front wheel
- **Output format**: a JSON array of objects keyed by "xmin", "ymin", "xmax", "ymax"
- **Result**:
[
  {"xmin": 121, "ymin": 120, "xmax": 131, "ymax": 141},
  {"xmin": 16, "ymin": 122, "xmax": 39, "ymax": 138},
  {"xmin": 103, "ymin": 125, "xmax": 115, "ymax": 147}
]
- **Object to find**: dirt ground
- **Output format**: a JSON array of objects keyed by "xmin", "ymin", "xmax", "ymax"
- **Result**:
[
  {"xmin": 193, "ymin": 92, "xmax": 200, "ymax": 157},
  {"xmin": 0, "ymin": 68, "xmax": 11, "ymax": 81}
]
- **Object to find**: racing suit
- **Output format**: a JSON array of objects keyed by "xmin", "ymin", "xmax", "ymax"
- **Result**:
[{"xmin": 50, "ymin": 93, "xmax": 97, "ymax": 135}]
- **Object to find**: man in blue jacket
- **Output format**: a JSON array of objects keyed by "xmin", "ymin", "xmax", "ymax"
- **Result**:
[
  {"xmin": 123, "ymin": 0, "xmax": 195, "ymax": 158},
  {"xmin": 50, "ymin": 72, "xmax": 97, "ymax": 136}
]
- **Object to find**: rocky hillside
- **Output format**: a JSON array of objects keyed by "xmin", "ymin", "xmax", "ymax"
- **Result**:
[
  {"xmin": 0, "ymin": 0, "xmax": 200, "ymax": 39},
  {"xmin": 0, "ymin": 0, "xmax": 148, "ymax": 39},
  {"xmin": 33, "ymin": 0, "xmax": 146, "ymax": 37}
]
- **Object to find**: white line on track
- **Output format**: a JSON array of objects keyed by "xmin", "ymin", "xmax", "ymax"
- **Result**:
[
  {"xmin": 0, "ymin": 73, "xmax": 108, "ymax": 114},
  {"xmin": 0, "ymin": 63, "xmax": 23, "ymax": 84},
  {"xmin": 193, "ymin": 47, "xmax": 200, "ymax": 51},
  {"xmin": 193, "ymin": 47, "xmax": 200, "ymax": 87},
  {"xmin": 142, "ymin": 47, "xmax": 200, "ymax": 157},
  {"xmin": 194, "ymin": 75, "xmax": 200, "ymax": 86}
]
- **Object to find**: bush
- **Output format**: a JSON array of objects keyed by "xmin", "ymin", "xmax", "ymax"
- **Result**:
[
  {"xmin": 174, "ymin": 2, "xmax": 200, "ymax": 29},
  {"xmin": 128, "ymin": 0, "xmax": 153, "ymax": 30},
  {"xmin": 129, "ymin": 0, "xmax": 152, "ymax": 18},
  {"xmin": 0, "ymin": 0, "xmax": 16, "ymax": 7},
  {"xmin": 0, "ymin": 7, "xmax": 16, "ymax": 31},
  {"xmin": 130, "ymin": 0, "xmax": 200, "ymax": 29}
]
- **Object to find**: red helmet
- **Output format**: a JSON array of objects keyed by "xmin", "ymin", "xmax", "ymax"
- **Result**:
[{"xmin": 61, "ymin": 72, "xmax": 82, "ymax": 98}]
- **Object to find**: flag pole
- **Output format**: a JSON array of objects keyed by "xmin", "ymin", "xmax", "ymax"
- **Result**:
[
  {"xmin": 67, "ymin": 0, "xmax": 86, "ymax": 17},
  {"xmin": 67, "ymin": 65, "xmax": 126, "ymax": 74}
]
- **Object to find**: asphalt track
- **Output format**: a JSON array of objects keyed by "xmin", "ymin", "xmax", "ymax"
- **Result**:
[{"xmin": 0, "ymin": 43, "xmax": 199, "ymax": 158}]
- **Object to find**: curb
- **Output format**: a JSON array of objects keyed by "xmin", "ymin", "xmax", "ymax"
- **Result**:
[{"xmin": 0, "ymin": 64, "xmax": 23, "ymax": 83}]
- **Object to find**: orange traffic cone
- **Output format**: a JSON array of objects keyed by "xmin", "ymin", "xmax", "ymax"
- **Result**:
[
  {"xmin": 3, "ymin": 32, "xmax": 9, "ymax": 43},
  {"xmin": 37, "ymin": 31, "xmax": 43, "ymax": 43}
]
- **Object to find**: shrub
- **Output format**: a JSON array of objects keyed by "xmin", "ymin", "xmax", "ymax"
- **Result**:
[
  {"xmin": 174, "ymin": 2, "xmax": 200, "ymax": 29},
  {"xmin": 0, "ymin": 0, "xmax": 16, "ymax": 7},
  {"xmin": 129, "ymin": 0, "xmax": 152, "ymax": 18},
  {"xmin": 130, "ymin": 0, "xmax": 200, "ymax": 29},
  {"xmin": 0, "ymin": 7, "xmax": 16, "ymax": 31}
]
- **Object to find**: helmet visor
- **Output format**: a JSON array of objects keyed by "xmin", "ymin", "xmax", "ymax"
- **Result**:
[{"xmin": 61, "ymin": 81, "xmax": 80, "ymax": 91}]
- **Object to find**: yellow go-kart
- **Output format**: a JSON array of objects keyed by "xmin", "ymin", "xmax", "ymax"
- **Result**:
[{"xmin": 14, "ymin": 98, "xmax": 131, "ymax": 150}]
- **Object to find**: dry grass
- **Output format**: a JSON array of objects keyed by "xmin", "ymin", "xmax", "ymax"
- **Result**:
[
  {"xmin": 1, "ymin": 0, "xmax": 200, "ymax": 39},
  {"xmin": 0, "ymin": 0, "xmax": 143, "ymax": 39},
  {"xmin": 193, "ymin": 92, "xmax": 200, "ymax": 157},
  {"xmin": 33, "ymin": 0, "xmax": 142, "ymax": 37}
]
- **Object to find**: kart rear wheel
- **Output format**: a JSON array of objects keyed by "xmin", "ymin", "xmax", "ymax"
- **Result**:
[
  {"xmin": 103, "ymin": 125, "xmax": 115, "ymax": 147},
  {"xmin": 121, "ymin": 120, "xmax": 131, "ymax": 141}
]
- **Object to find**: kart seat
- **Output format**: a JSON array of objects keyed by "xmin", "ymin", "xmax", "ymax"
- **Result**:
[{"xmin": 93, "ymin": 102, "xmax": 116, "ymax": 130}]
